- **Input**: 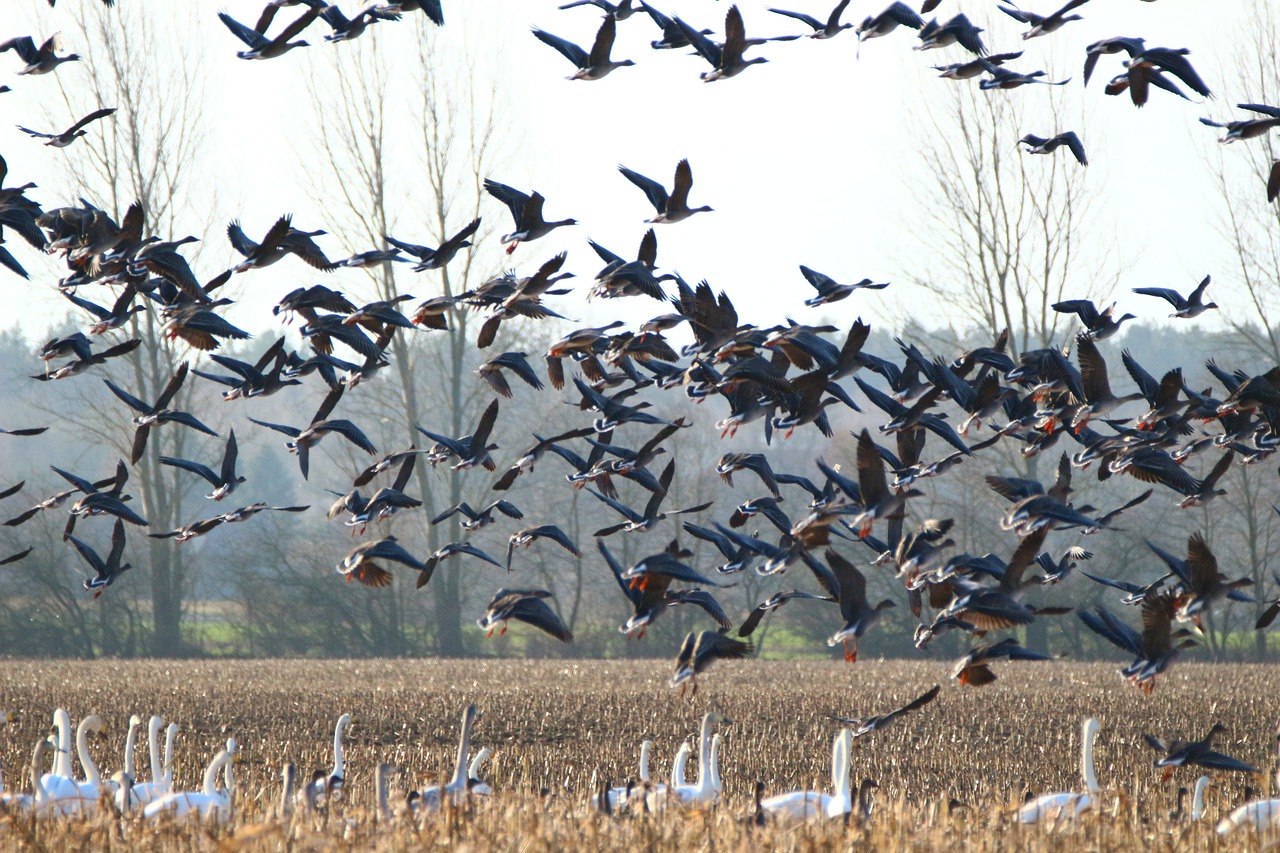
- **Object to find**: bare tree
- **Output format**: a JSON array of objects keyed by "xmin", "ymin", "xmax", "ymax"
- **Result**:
[
  {"xmin": 1208, "ymin": 3, "xmax": 1280, "ymax": 363},
  {"xmin": 907, "ymin": 83, "xmax": 1110, "ymax": 357},
  {"xmin": 37, "ymin": 3, "xmax": 216, "ymax": 655},
  {"xmin": 300, "ymin": 21, "xmax": 513, "ymax": 654}
]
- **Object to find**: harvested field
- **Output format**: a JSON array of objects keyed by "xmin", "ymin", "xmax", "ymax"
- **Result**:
[{"xmin": 1, "ymin": 659, "xmax": 1279, "ymax": 849}]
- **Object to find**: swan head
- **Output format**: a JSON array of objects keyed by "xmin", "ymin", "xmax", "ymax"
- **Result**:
[
  {"xmin": 1082, "ymin": 718, "xmax": 1101, "ymax": 741},
  {"xmin": 336, "ymin": 713, "xmax": 352, "ymax": 733}
]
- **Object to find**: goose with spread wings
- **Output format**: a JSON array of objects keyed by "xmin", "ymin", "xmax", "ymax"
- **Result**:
[
  {"xmin": 250, "ymin": 385, "xmax": 376, "ymax": 479},
  {"xmin": 159, "ymin": 430, "xmax": 244, "ymax": 501},
  {"xmin": 68, "ymin": 518, "xmax": 130, "ymax": 598},
  {"xmin": 600, "ymin": 540, "xmax": 729, "ymax": 637},
  {"xmin": 532, "ymin": 15, "xmax": 634, "ymax": 80},
  {"xmin": 590, "ymin": 460, "xmax": 712, "ymax": 537},
  {"xmin": 105, "ymin": 362, "xmax": 217, "ymax": 465}
]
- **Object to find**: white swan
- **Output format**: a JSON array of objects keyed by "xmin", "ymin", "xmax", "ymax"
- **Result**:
[
  {"xmin": 417, "ymin": 705, "xmax": 479, "ymax": 812},
  {"xmin": 329, "ymin": 713, "xmax": 352, "ymax": 799},
  {"xmin": 0, "ymin": 739, "xmax": 53, "ymax": 813},
  {"xmin": 143, "ymin": 741, "xmax": 235, "ymax": 822},
  {"xmin": 762, "ymin": 729, "xmax": 852, "ymax": 821},
  {"xmin": 1189, "ymin": 775, "xmax": 1210, "ymax": 821},
  {"xmin": 160, "ymin": 722, "xmax": 179, "ymax": 788},
  {"xmin": 650, "ymin": 722, "xmax": 711, "ymax": 809},
  {"xmin": 40, "ymin": 709, "xmax": 78, "ymax": 799},
  {"xmin": 661, "ymin": 716, "xmax": 725, "ymax": 809},
  {"xmin": 1217, "ymin": 772, "xmax": 1280, "ymax": 835},
  {"xmin": 468, "ymin": 747, "xmax": 493, "ymax": 796},
  {"xmin": 114, "ymin": 715, "xmax": 143, "ymax": 811},
  {"xmin": 70, "ymin": 714, "xmax": 111, "ymax": 803},
  {"xmin": 1018, "ymin": 718, "xmax": 1101, "ymax": 824},
  {"xmin": 592, "ymin": 739, "xmax": 653, "ymax": 811},
  {"xmin": 127, "ymin": 716, "xmax": 173, "ymax": 808},
  {"xmin": 122, "ymin": 715, "xmax": 142, "ymax": 780}
]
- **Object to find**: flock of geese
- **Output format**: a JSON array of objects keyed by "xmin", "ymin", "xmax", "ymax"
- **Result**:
[
  {"xmin": 2, "ymin": 0, "xmax": 1280, "ymax": 835},
  {"xmin": 3, "ymin": 704, "xmax": 1280, "ymax": 833}
]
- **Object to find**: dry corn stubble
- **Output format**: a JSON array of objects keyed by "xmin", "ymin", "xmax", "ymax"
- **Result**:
[{"xmin": 0, "ymin": 659, "xmax": 1278, "ymax": 850}]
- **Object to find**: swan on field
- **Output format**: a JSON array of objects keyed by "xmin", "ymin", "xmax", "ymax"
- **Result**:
[
  {"xmin": 648, "ymin": 713, "xmax": 723, "ymax": 810},
  {"xmin": 127, "ymin": 716, "xmax": 175, "ymax": 808},
  {"xmin": 143, "ymin": 740, "xmax": 235, "ymax": 822},
  {"xmin": 1018, "ymin": 718, "xmax": 1101, "ymax": 824},
  {"xmin": 329, "ymin": 712, "xmax": 352, "ymax": 800},
  {"xmin": 591, "ymin": 739, "xmax": 652, "ymax": 812},
  {"xmin": 468, "ymin": 746, "xmax": 493, "ymax": 796},
  {"xmin": 417, "ymin": 704, "xmax": 480, "ymax": 812},
  {"xmin": 40, "ymin": 708, "xmax": 77, "ymax": 799},
  {"xmin": 1218, "ymin": 737, "xmax": 1280, "ymax": 836},
  {"xmin": 1188, "ymin": 776, "xmax": 1210, "ymax": 821},
  {"xmin": 0, "ymin": 740, "xmax": 53, "ymax": 813},
  {"xmin": 761, "ymin": 728, "xmax": 851, "ymax": 820}
]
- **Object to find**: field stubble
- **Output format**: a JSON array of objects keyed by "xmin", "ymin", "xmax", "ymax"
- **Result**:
[{"xmin": 1, "ymin": 659, "xmax": 1278, "ymax": 850}]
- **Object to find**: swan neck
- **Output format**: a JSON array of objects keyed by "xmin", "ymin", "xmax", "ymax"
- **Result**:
[
  {"xmin": 162, "ymin": 724, "xmax": 179, "ymax": 783},
  {"xmin": 450, "ymin": 707, "xmax": 474, "ymax": 790},
  {"xmin": 77, "ymin": 718, "xmax": 101, "ymax": 786},
  {"xmin": 698, "ymin": 715, "xmax": 713, "ymax": 782},
  {"xmin": 332, "ymin": 716, "xmax": 348, "ymax": 778},
  {"xmin": 31, "ymin": 742, "xmax": 49, "ymax": 803},
  {"xmin": 1081, "ymin": 721, "xmax": 1100, "ymax": 794},
  {"xmin": 1191, "ymin": 777, "xmax": 1208, "ymax": 820},
  {"xmin": 639, "ymin": 741, "xmax": 651, "ymax": 782},
  {"xmin": 147, "ymin": 717, "xmax": 163, "ymax": 783},
  {"xmin": 123, "ymin": 718, "xmax": 140, "ymax": 778},
  {"xmin": 672, "ymin": 743, "xmax": 690, "ymax": 787},
  {"xmin": 203, "ymin": 750, "xmax": 229, "ymax": 796},
  {"xmin": 54, "ymin": 709, "xmax": 72, "ymax": 778},
  {"xmin": 709, "ymin": 735, "xmax": 722, "ymax": 793},
  {"xmin": 838, "ymin": 731, "xmax": 852, "ymax": 799}
]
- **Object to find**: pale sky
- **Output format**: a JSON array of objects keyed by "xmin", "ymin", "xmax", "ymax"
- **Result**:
[{"xmin": 0, "ymin": 0, "xmax": 1261, "ymax": 348}]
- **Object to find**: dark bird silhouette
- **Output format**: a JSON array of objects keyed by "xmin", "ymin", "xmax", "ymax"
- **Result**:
[
  {"xmin": 833, "ymin": 684, "xmax": 941, "ymax": 739},
  {"xmin": 105, "ymin": 362, "xmax": 218, "ymax": 464},
  {"xmin": 997, "ymin": 0, "xmax": 1090, "ymax": 40},
  {"xmin": 951, "ymin": 638, "xmax": 1050, "ymax": 687},
  {"xmin": 159, "ymin": 430, "xmax": 244, "ymax": 500},
  {"xmin": 218, "ymin": 6, "xmax": 320, "ymax": 59},
  {"xmin": 1079, "ymin": 591, "xmax": 1195, "ymax": 693},
  {"xmin": 478, "ymin": 589, "xmax": 573, "ymax": 642},
  {"xmin": 532, "ymin": 16, "xmax": 635, "ymax": 80},
  {"xmin": 671, "ymin": 629, "xmax": 752, "ymax": 695},
  {"xmin": 18, "ymin": 108, "xmax": 116, "ymax": 148},
  {"xmin": 69, "ymin": 517, "xmax": 130, "ymax": 598},
  {"xmin": 1144, "ymin": 723, "xmax": 1259, "ymax": 780},
  {"xmin": 677, "ymin": 5, "xmax": 781, "ymax": 82},
  {"xmin": 506, "ymin": 524, "xmax": 583, "ymax": 571},
  {"xmin": 1132, "ymin": 275, "xmax": 1217, "ymax": 319},
  {"xmin": 1019, "ymin": 132, "xmax": 1087, "ymax": 166},
  {"xmin": 337, "ymin": 537, "xmax": 428, "ymax": 588},
  {"xmin": 769, "ymin": 0, "xmax": 853, "ymax": 39},
  {"xmin": 484, "ymin": 179, "xmax": 577, "ymax": 254},
  {"xmin": 0, "ymin": 33, "xmax": 79, "ymax": 74},
  {"xmin": 800, "ymin": 266, "xmax": 889, "ymax": 306},
  {"xmin": 618, "ymin": 159, "xmax": 713, "ymax": 224},
  {"xmin": 385, "ymin": 217, "xmax": 479, "ymax": 271},
  {"xmin": 250, "ymin": 385, "xmax": 376, "ymax": 479}
]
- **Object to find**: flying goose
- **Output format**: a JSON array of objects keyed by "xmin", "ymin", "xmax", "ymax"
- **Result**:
[
  {"xmin": 532, "ymin": 16, "xmax": 635, "ymax": 80},
  {"xmin": 19, "ymin": 108, "xmax": 116, "ymax": 148},
  {"xmin": 484, "ymin": 179, "xmax": 576, "ymax": 254},
  {"xmin": 617, "ymin": 160, "xmax": 713, "ymax": 224}
]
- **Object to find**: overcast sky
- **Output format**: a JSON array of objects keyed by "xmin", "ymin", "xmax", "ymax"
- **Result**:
[{"xmin": 0, "ymin": 0, "xmax": 1261, "ymax": 349}]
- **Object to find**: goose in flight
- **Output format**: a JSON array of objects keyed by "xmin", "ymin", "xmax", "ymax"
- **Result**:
[
  {"xmin": 532, "ymin": 16, "xmax": 635, "ymax": 80},
  {"xmin": 18, "ymin": 108, "xmax": 116, "ymax": 148}
]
